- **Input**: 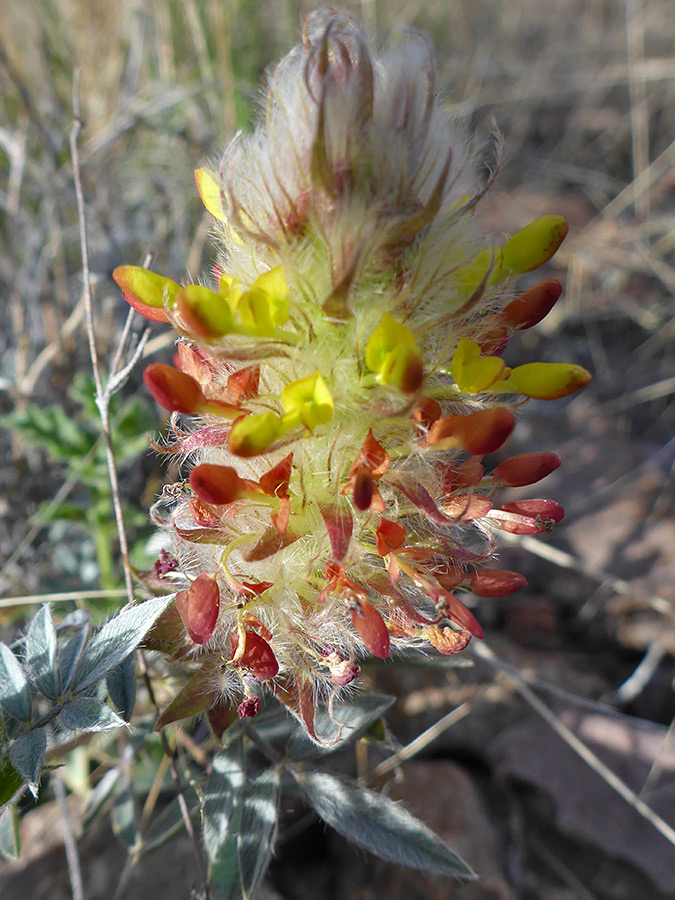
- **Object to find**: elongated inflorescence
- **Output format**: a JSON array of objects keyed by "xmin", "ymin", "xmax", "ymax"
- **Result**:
[{"xmin": 114, "ymin": 9, "xmax": 589, "ymax": 742}]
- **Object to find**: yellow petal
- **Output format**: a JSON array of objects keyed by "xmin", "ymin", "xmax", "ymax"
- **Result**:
[
  {"xmin": 228, "ymin": 413, "xmax": 282, "ymax": 457},
  {"xmin": 450, "ymin": 338, "xmax": 507, "ymax": 393},
  {"xmin": 175, "ymin": 284, "xmax": 234, "ymax": 339},
  {"xmin": 194, "ymin": 168, "xmax": 226, "ymax": 222},
  {"xmin": 281, "ymin": 371, "xmax": 334, "ymax": 432},
  {"xmin": 365, "ymin": 314, "xmax": 424, "ymax": 392},
  {"xmin": 453, "ymin": 247, "xmax": 504, "ymax": 296}
]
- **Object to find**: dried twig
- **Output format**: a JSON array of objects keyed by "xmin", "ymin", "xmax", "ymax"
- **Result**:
[
  {"xmin": 54, "ymin": 772, "xmax": 84, "ymax": 900},
  {"xmin": 70, "ymin": 71, "xmax": 137, "ymax": 607},
  {"xmin": 70, "ymin": 70, "xmax": 209, "ymax": 900}
]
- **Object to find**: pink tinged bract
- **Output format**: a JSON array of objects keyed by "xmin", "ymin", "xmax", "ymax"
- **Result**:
[
  {"xmin": 175, "ymin": 572, "xmax": 220, "ymax": 644},
  {"xmin": 349, "ymin": 599, "xmax": 391, "ymax": 659},
  {"xmin": 230, "ymin": 630, "xmax": 279, "ymax": 680}
]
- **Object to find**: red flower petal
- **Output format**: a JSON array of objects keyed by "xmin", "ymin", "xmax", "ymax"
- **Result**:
[
  {"xmin": 500, "ymin": 498, "xmax": 564, "ymax": 523},
  {"xmin": 428, "ymin": 408, "xmax": 515, "ymax": 455},
  {"xmin": 320, "ymin": 501, "xmax": 354, "ymax": 562},
  {"xmin": 259, "ymin": 453, "xmax": 293, "ymax": 498},
  {"xmin": 230, "ymin": 630, "xmax": 279, "ymax": 680},
  {"xmin": 349, "ymin": 430, "xmax": 390, "ymax": 477},
  {"xmin": 375, "ymin": 518, "xmax": 407, "ymax": 556},
  {"xmin": 350, "ymin": 599, "xmax": 390, "ymax": 658},
  {"xmin": 442, "ymin": 456, "xmax": 485, "ymax": 493}
]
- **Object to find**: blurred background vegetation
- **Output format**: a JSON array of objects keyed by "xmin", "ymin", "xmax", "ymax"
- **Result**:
[{"xmin": 0, "ymin": 0, "xmax": 674, "ymax": 898}]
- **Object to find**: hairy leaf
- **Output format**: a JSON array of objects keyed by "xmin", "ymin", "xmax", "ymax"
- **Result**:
[
  {"xmin": 203, "ymin": 742, "xmax": 247, "ymax": 899},
  {"xmin": 106, "ymin": 653, "xmax": 137, "ymax": 721},
  {"xmin": 236, "ymin": 769, "xmax": 280, "ymax": 898},
  {"xmin": 0, "ymin": 644, "xmax": 31, "ymax": 722},
  {"xmin": 26, "ymin": 606, "xmax": 59, "ymax": 699},
  {"xmin": 58, "ymin": 625, "xmax": 90, "ymax": 693},
  {"xmin": 203, "ymin": 743, "xmax": 247, "ymax": 859},
  {"xmin": 9, "ymin": 729, "xmax": 46, "ymax": 797},
  {"xmin": 72, "ymin": 596, "xmax": 173, "ymax": 693},
  {"xmin": 296, "ymin": 772, "xmax": 475, "ymax": 879},
  {"xmin": 60, "ymin": 698, "xmax": 127, "ymax": 733}
]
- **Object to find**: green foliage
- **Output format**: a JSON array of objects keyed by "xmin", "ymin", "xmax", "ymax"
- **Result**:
[
  {"xmin": 2, "ymin": 373, "xmax": 158, "ymax": 588},
  {"xmin": 0, "ymin": 599, "xmax": 172, "ymax": 807}
]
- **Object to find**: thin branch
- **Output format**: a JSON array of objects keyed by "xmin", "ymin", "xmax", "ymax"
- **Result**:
[
  {"xmin": 54, "ymin": 772, "xmax": 84, "ymax": 900},
  {"xmin": 0, "ymin": 588, "xmax": 128, "ymax": 609},
  {"xmin": 70, "ymin": 71, "xmax": 135, "ymax": 606}
]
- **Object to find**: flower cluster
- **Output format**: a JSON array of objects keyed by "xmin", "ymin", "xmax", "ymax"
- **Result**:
[{"xmin": 114, "ymin": 9, "xmax": 589, "ymax": 742}]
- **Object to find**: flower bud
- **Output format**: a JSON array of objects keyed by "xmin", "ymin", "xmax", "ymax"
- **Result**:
[
  {"xmin": 493, "ymin": 452, "xmax": 561, "ymax": 487},
  {"xmin": 502, "ymin": 279, "xmax": 563, "ymax": 330},
  {"xmin": 494, "ymin": 362, "xmax": 591, "ymax": 399},
  {"xmin": 143, "ymin": 363, "xmax": 205, "ymax": 414},
  {"xmin": 428, "ymin": 408, "xmax": 515, "ymax": 455},
  {"xmin": 349, "ymin": 599, "xmax": 390, "ymax": 659},
  {"xmin": 228, "ymin": 413, "xmax": 283, "ymax": 457},
  {"xmin": 468, "ymin": 569, "xmax": 527, "ymax": 597},
  {"xmin": 175, "ymin": 284, "xmax": 235, "ymax": 339},
  {"xmin": 190, "ymin": 464, "xmax": 248, "ymax": 506},
  {"xmin": 501, "ymin": 216, "xmax": 568, "ymax": 275},
  {"xmin": 113, "ymin": 265, "xmax": 180, "ymax": 322}
]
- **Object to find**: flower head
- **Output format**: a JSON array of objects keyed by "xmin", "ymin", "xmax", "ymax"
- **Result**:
[{"xmin": 116, "ymin": 9, "xmax": 589, "ymax": 743}]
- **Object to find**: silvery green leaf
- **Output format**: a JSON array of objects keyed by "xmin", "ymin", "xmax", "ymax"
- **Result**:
[
  {"xmin": 58, "ymin": 624, "xmax": 90, "ymax": 693},
  {"xmin": 236, "ymin": 769, "xmax": 280, "ymax": 899},
  {"xmin": 287, "ymin": 693, "xmax": 395, "ymax": 759},
  {"xmin": 206, "ymin": 762, "xmax": 281, "ymax": 900},
  {"xmin": 204, "ymin": 742, "xmax": 247, "ymax": 898},
  {"xmin": 105, "ymin": 653, "xmax": 136, "ymax": 721},
  {"xmin": 83, "ymin": 767, "xmax": 121, "ymax": 827},
  {"xmin": 296, "ymin": 772, "xmax": 475, "ymax": 879},
  {"xmin": 0, "ymin": 804, "xmax": 20, "ymax": 859},
  {"xmin": 0, "ymin": 643, "xmax": 31, "ymax": 722},
  {"xmin": 71, "ymin": 595, "xmax": 173, "ymax": 693},
  {"xmin": 60, "ymin": 698, "xmax": 127, "ymax": 733},
  {"xmin": 203, "ymin": 742, "xmax": 246, "ymax": 859},
  {"xmin": 9, "ymin": 729, "xmax": 46, "ymax": 798},
  {"xmin": 140, "ymin": 785, "xmax": 201, "ymax": 855},
  {"xmin": 26, "ymin": 606, "xmax": 59, "ymax": 699}
]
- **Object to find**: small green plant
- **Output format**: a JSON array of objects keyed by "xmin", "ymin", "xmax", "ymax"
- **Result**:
[{"xmin": 2, "ymin": 373, "xmax": 157, "ymax": 589}]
